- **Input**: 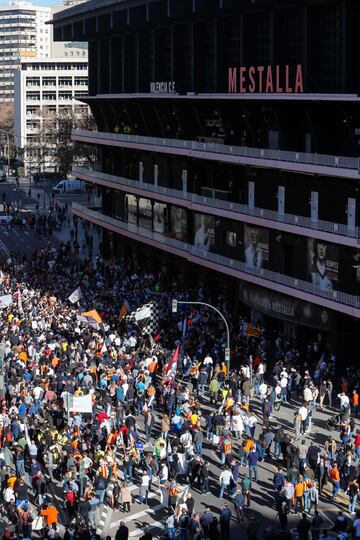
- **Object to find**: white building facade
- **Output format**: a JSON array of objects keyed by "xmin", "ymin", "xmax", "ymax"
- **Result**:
[
  {"xmin": 14, "ymin": 57, "xmax": 88, "ymax": 174},
  {"xmin": 0, "ymin": 1, "xmax": 52, "ymax": 101}
]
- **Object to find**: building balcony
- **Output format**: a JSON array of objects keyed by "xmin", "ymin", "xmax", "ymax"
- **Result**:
[
  {"xmin": 72, "ymin": 203, "xmax": 360, "ymax": 319},
  {"xmin": 72, "ymin": 130, "xmax": 360, "ymax": 180},
  {"xmin": 73, "ymin": 166, "xmax": 359, "ymax": 248}
]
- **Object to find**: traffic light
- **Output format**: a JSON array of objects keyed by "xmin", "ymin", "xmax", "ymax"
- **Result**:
[{"xmin": 172, "ymin": 299, "xmax": 178, "ymax": 313}]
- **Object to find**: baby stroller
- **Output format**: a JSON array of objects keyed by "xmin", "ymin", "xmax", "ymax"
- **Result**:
[{"xmin": 326, "ymin": 414, "xmax": 340, "ymax": 431}]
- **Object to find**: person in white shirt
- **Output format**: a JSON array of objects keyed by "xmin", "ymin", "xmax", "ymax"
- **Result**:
[
  {"xmin": 140, "ymin": 472, "xmax": 150, "ymax": 504},
  {"xmin": 303, "ymin": 386, "xmax": 313, "ymax": 403},
  {"xmin": 298, "ymin": 405, "xmax": 308, "ymax": 434},
  {"xmin": 337, "ymin": 392, "xmax": 350, "ymax": 410},
  {"xmin": 219, "ymin": 468, "xmax": 234, "ymax": 499},
  {"xmin": 230, "ymin": 412, "xmax": 244, "ymax": 439},
  {"xmin": 259, "ymin": 382, "xmax": 268, "ymax": 401},
  {"xmin": 280, "ymin": 376, "xmax": 288, "ymax": 402},
  {"xmin": 257, "ymin": 362, "xmax": 265, "ymax": 383}
]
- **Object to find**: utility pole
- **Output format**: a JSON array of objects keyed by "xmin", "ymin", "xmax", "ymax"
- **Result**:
[{"xmin": 172, "ymin": 300, "xmax": 231, "ymax": 376}]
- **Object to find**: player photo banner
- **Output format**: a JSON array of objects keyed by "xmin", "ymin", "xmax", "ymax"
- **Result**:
[
  {"xmin": 194, "ymin": 213, "xmax": 215, "ymax": 252},
  {"xmin": 307, "ymin": 239, "xmax": 338, "ymax": 291},
  {"xmin": 244, "ymin": 225, "xmax": 269, "ymax": 269}
]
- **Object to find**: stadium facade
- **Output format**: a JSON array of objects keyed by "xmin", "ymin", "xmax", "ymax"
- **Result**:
[{"xmin": 52, "ymin": 0, "xmax": 360, "ymax": 351}]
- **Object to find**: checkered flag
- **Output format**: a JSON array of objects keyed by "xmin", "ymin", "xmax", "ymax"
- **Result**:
[{"xmin": 126, "ymin": 301, "xmax": 159, "ymax": 336}]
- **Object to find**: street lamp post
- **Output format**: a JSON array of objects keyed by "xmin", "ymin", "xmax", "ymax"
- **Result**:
[{"xmin": 172, "ymin": 299, "xmax": 231, "ymax": 376}]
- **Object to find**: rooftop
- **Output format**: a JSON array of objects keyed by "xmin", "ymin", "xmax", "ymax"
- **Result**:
[{"xmin": 51, "ymin": 0, "xmax": 126, "ymax": 22}]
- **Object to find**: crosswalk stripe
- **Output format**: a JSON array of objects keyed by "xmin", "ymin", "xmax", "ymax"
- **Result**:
[
  {"xmin": 129, "ymin": 521, "xmax": 163, "ymax": 538},
  {"xmin": 109, "ymin": 503, "xmax": 165, "ymax": 528},
  {"xmin": 322, "ymin": 487, "xmax": 348, "ymax": 504}
]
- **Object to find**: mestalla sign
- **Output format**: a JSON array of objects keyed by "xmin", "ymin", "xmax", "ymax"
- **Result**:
[
  {"xmin": 239, "ymin": 283, "xmax": 336, "ymax": 331},
  {"xmin": 228, "ymin": 65, "xmax": 304, "ymax": 94}
]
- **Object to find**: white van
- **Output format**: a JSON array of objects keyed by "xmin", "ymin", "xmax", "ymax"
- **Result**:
[{"xmin": 53, "ymin": 179, "xmax": 86, "ymax": 194}]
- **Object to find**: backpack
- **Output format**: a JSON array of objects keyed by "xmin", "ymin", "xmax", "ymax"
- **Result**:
[
  {"xmin": 224, "ymin": 440, "xmax": 232, "ymax": 454},
  {"xmin": 274, "ymin": 473, "xmax": 284, "ymax": 490},
  {"xmin": 66, "ymin": 490, "xmax": 76, "ymax": 504}
]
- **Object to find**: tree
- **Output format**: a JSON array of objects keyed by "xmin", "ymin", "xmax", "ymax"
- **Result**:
[
  {"xmin": 25, "ymin": 107, "xmax": 96, "ymax": 178},
  {"xmin": 0, "ymin": 102, "xmax": 14, "ymax": 133}
]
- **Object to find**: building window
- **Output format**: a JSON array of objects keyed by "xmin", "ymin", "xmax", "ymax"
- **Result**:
[
  {"xmin": 42, "ymin": 77, "xmax": 56, "ymax": 86},
  {"xmin": 42, "ymin": 92, "xmax": 56, "ymax": 100},
  {"xmin": 58, "ymin": 77, "xmax": 72, "ymax": 86},
  {"xmin": 26, "ymin": 77, "xmax": 40, "ymax": 87},
  {"xmin": 26, "ymin": 92, "xmax": 40, "ymax": 101},
  {"xmin": 59, "ymin": 91, "xmax": 72, "ymax": 100}
]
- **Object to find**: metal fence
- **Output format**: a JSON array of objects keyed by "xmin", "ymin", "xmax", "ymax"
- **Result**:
[
  {"xmin": 73, "ymin": 166, "xmax": 359, "ymax": 240},
  {"xmin": 72, "ymin": 202, "xmax": 360, "ymax": 311},
  {"xmin": 73, "ymin": 130, "xmax": 360, "ymax": 171}
]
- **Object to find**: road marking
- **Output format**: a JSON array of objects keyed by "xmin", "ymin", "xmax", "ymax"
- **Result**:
[
  {"xmin": 109, "ymin": 503, "xmax": 165, "ymax": 528},
  {"xmin": 12, "ymin": 229, "xmax": 19, "ymax": 237},
  {"xmin": 129, "ymin": 520, "xmax": 164, "ymax": 538},
  {"xmin": 319, "ymin": 510, "xmax": 334, "ymax": 526},
  {"xmin": 0, "ymin": 239, "xmax": 10, "ymax": 257}
]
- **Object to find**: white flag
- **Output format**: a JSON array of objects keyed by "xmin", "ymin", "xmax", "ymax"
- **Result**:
[
  {"xmin": 18, "ymin": 291, "xmax": 22, "ymax": 312},
  {"xmin": 134, "ymin": 304, "xmax": 152, "ymax": 322},
  {"xmin": 64, "ymin": 393, "xmax": 93, "ymax": 413},
  {"xmin": 68, "ymin": 287, "xmax": 82, "ymax": 304},
  {"xmin": 0, "ymin": 295, "xmax": 12, "ymax": 309},
  {"xmin": 24, "ymin": 421, "xmax": 31, "ymax": 446}
]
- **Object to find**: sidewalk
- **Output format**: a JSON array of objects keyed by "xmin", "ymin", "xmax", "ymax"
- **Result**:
[{"xmin": 53, "ymin": 214, "xmax": 102, "ymax": 262}]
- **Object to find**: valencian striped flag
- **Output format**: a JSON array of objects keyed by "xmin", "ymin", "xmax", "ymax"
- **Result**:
[
  {"xmin": 165, "ymin": 345, "xmax": 180, "ymax": 380},
  {"xmin": 246, "ymin": 323, "xmax": 261, "ymax": 338},
  {"xmin": 118, "ymin": 300, "xmax": 131, "ymax": 322}
]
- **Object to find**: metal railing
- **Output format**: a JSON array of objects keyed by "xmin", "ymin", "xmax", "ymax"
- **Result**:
[
  {"xmin": 72, "ymin": 203, "xmax": 360, "ymax": 311},
  {"xmin": 73, "ymin": 166, "xmax": 359, "ymax": 240},
  {"xmin": 72, "ymin": 130, "xmax": 360, "ymax": 172}
]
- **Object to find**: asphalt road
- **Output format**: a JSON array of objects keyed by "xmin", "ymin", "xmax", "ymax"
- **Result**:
[
  {"xmin": 0, "ymin": 181, "xmax": 356, "ymax": 538},
  {"xmin": 95, "ymin": 395, "xmax": 357, "ymax": 539},
  {"xmin": 0, "ymin": 182, "xmax": 92, "ymax": 257}
]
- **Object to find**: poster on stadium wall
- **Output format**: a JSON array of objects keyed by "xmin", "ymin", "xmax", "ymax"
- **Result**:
[
  {"xmin": 307, "ymin": 239, "xmax": 338, "ymax": 291},
  {"xmin": 153, "ymin": 202, "xmax": 167, "ymax": 233},
  {"xmin": 170, "ymin": 206, "xmax": 187, "ymax": 240},
  {"xmin": 126, "ymin": 194, "xmax": 137, "ymax": 225},
  {"xmin": 193, "ymin": 213, "xmax": 215, "ymax": 252},
  {"xmin": 138, "ymin": 198, "xmax": 152, "ymax": 230},
  {"xmin": 243, "ymin": 225, "xmax": 269, "ymax": 269}
]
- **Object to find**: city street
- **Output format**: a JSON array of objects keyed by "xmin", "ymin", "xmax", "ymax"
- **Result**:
[
  {"xmin": 0, "ymin": 181, "xmax": 98, "ymax": 258},
  {"xmin": 0, "ymin": 179, "xmax": 355, "ymax": 539},
  {"xmin": 92, "ymin": 394, "xmax": 356, "ymax": 539}
]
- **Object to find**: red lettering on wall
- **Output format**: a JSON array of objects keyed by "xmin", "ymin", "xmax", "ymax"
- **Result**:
[
  {"xmin": 285, "ymin": 65, "xmax": 292, "ymax": 93},
  {"xmin": 257, "ymin": 66, "xmax": 264, "ymax": 93},
  {"xmin": 228, "ymin": 67, "xmax": 237, "ymax": 93},
  {"xmin": 239, "ymin": 67, "xmax": 246, "ymax": 93},
  {"xmin": 275, "ymin": 65, "xmax": 283, "ymax": 93},
  {"xmin": 265, "ymin": 66, "xmax": 274, "ymax": 93},
  {"xmin": 248, "ymin": 66, "xmax": 256, "ymax": 93},
  {"xmin": 227, "ymin": 65, "xmax": 304, "ymax": 94},
  {"xmin": 295, "ymin": 64, "xmax": 304, "ymax": 93}
]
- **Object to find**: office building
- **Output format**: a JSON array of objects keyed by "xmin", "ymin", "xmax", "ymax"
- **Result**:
[
  {"xmin": 52, "ymin": 0, "xmax": 360, "ymax": 354},
  {"xmin": 0, "ymin": 1, "xmax": 51, "ymax": 101},
  {"xmin": 14, "ymin": 56, "xmax": 88, "ymax": 173}
]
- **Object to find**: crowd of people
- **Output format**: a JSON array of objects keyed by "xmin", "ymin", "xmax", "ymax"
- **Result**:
[{"xmin": 0, "ymin": 220, "xmax": 358, "ymax": 540}]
